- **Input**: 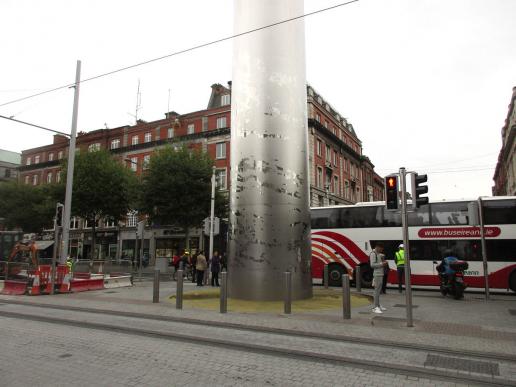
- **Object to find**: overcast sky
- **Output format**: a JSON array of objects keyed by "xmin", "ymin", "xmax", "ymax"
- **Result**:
[{"xmin": 1, "ymin": 0, "xmax": 515, "ymax": 200}]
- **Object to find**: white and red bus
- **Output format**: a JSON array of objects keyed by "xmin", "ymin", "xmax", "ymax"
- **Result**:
[{"xmin": 310, "ymin": 196, "xmax": 516, "ymax": 292}]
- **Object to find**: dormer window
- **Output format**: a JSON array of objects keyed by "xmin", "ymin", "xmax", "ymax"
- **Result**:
[{"xmin": 221, "ymin": 94, "xmax": 230, "ymax": 106}]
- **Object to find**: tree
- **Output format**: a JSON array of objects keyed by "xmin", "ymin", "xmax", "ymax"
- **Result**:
[
  {"xmin": 63, "ymin": 150, "xmax": 137, "ymax": 261},
  {"xmin": 140, "ymin": 146, "xmax": 220, "ymax": 250},
  {"xmin": 0, "ymin": 181, "xmax": 63, "ymax": 233}
]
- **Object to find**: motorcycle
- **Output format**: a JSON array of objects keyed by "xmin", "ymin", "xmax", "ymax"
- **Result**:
[{"xmin": 435, "ymin": 258, "xmax": 468, "ymax": 299}]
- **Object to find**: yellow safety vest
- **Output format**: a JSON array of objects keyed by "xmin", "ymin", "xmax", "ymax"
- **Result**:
[
  {"xmin": 66, "ymin": 260, "xmax": 73, "ymax": 273},
  {"xmin": 395, "ymin": 250, "xmax": 405, "ymax": 266}
]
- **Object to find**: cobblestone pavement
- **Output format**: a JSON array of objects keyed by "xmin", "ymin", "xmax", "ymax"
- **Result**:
[{"xmin": 0, "ymin": 316, "xmax": 466, "ymax": 387}]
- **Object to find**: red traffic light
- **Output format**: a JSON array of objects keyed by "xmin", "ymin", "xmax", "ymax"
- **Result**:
[{"xmin": 387, "ymin": 177, "xmax": 396, "ymax": 188}]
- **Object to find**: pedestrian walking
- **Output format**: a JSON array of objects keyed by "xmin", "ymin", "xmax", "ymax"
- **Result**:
[
  {"xmin": 370, "ymin": 242, "xmax": 387, "ymax": 314},
  {"xmin": 395, "ymin": 244, "xmax": 405, "ymax": 293},
  {"xmin": 180, "ymin": 251, "xmax": 189, "ymax": 271},
  {"xmin": 211, "ymin": 251, "xmax": 221, "ymax": 286},
  {"xmin": 196, "ymin": 251, "xmax": 207, "ymax": 286},
  {"xmin": 190, "ymin": 253, "xmax": 198, "ymax": 283}
]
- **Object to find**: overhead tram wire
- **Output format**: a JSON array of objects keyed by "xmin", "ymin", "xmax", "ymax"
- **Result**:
[
  {"xmin": 0, "ymin": 114, "xmax": 70, "ymax": 137},
  {"xmin": 0, "ymin": 0, "xmax": 360, "ymax": 109}
]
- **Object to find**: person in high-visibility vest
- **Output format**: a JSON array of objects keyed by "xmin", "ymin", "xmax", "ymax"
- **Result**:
[
  {"xmin": 66, "ymin": 257, "xmax": 74, "ymax": 276},
  {"xmin": 395, "ymin": 244, "xmax": 405, "ymax": 293}
]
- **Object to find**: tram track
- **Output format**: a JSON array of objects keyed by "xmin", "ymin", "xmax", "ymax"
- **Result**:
[
  {"xmin": 0, "ymin": 298, "xmax": 515, "ymax": 364},
  {"xmin": 0, "ymin": 301, "xmax": 515, "ymax": 386}
]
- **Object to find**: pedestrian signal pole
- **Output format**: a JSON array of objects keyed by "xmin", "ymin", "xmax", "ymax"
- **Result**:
[{"xmin": 399, "ymin": 167, "xmax": 414, "ymax": 327}]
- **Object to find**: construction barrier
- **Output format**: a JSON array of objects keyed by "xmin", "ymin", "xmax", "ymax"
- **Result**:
[
  {"xmin": 70, "ymin": 278, "xmax": 105, "ymax": 293},
  {"xmin": 56, "ymin": 265, "xmax": 71, "ymax": 293},
  {"xmin": 104, "ymin": 275, "xmax": 133, "ymax": 289},
  {"xmin": 2, "ymin": 280, "xmax": 28, "ymax": 295}
]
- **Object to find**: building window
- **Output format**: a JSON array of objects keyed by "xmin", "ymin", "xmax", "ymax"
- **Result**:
[
  {"xmin": 88, "ymin": 143, "xmax": 101, "ymax": 152},
  {"xmin": 130, "ymin": 157, "xmax": 138, "ymax": 172},
  {"xmin": 70, "ymin": 217, "xmax": 79, "ymax": 229},
  {"xmin": 144, "ymin": 132, "xmax": 152, "ymax": 143},
  {"xmin": 221, "ymin": 94, "xmax": 231, "ymax": 106},
  {"xmin": 317, "ymin": 167, "xmax": 323, "ymax": 188},
  {"xmin": 24, "ymin": 175, "xmax": 30, "ymax": 184},
  {"xmin": 316, "ymin": 139, "xmax": 322, "ymax": 157},
  {"xmin": 48, "ymin": 153, "xmax": 54, "ymax": 161},
  {"xmin": 143, "ymin": 155, "xmax": 150, "ymax": 170},
  {"xmin": 46, "ymin": 172, "xmax": 53, "ymax": 184},
  {"xmin": 111, "ymin": 139, "xmax": 120, "ymax": 149},
  {"xmin": 26, "ymin": 157, "xmax": 31, "ymax": 165},
  {"xmin": 35, "ymin": 155, "xmax": 40, "ymax": 164},
  {"xmin": 216, "ymin": 142, "xmax": 226, "ymax": 159},
  {"xmin": 32, "ymin": 175, "xmax": 38, "ymax": 185},
  {"xmin": 318, "ymin": 195, "xmax": 324, "ymax": 207},
  {"xmin": 334, "ymin": 176, "xmax": 339, "ymax": 196},
  {"xmin": 56, "ymin": 172, "xmax": 61, "ymax": 183},
  {"xmin": 167, "ymin": 128, "xmax": 174, "ymax": 138},
  {"xmin": 187, "ymin": 124, "xmax": 195, "ymax": 135},
  {"xmin": 324, "ymin": 121, "xmax": 328, "ymax": 129},
  {"xmin": 216, "ymin": 116, "xmax": 227, "ymax": 129},
  {"xmin": 345, "ymin": 180, "xmax": 350, "ymax": 200},
  {"xmin": 127, "ymin": 211, "xmax": 138, "ymax": 227},
  {"xmin": 216, "ymin": 168, "xmax": 227, "ymax": 190},
  {"xmin": 315, "ymin": 113, "xmax": 320, "ymax": 122},
  {"xmin": 325, "ymin": 145, "xmax": 331, "ymax": 160},
  {"xmin": 58, "ymin": 151, "xmax": 64, "ymax": 159},
  {"xmin": 104, "ymin": 217, "xmax": 116, "ymax": 228},
  {"xmin": 333, "ymin": 150, "xmax": 338, "ymax": 166},
  {"xmin": 132, "ymin": 136, "xmax": 139, "ymax": 145}
]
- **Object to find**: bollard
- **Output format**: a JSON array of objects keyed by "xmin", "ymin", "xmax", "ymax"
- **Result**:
[
  {"xmin": 323, "ymin": 265, "xmax": 329, "ymax": 289},
  {"xmin": 284, "ymin": 271, "xmax": 292, "ymax": 314},
  {"xmin": 342, "ymin": 273, "xmax": 351, "ymax": 319},
  {"xmin": 355, "ymin": 265, "xmax": 362, "ymax": 292},
  {"xmin": 153, "ymin": 269, "xmax": 160, "ymax": 303},
  {"xmin": 176, "ymin": 269, "xmax": 183, "ymax": 310},
  {"xmin": 220, "ymin": 271, "xmax": 228, "ymax": 313}
]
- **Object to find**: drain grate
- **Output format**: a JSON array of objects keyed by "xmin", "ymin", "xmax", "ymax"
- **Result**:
[
  {"xmin": 103, "ymin": 291, "xmax": 118, "ymax": 294},
  {"xmin": 509, "ymin": 309, "xmax": 516, "ymax": 316},
  {"xmin": 424, "ymin": 354, "xmax": 499, "ymax": 376},
  {"xmin": 393, "ymin": 304, "xmax": 419, "ymax": 308}
]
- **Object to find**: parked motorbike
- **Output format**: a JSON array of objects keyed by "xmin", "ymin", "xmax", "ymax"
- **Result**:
[{"xmin": 435, "ymin": 258, "xmax": 468, "ymax": 299}]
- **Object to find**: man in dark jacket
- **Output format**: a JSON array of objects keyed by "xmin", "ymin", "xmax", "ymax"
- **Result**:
[{"xmin": 211, "ymin": 251, "xmax": 221, "ymax": 286}]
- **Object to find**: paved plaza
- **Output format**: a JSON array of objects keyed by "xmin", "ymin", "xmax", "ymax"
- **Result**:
[{"xmin": 0, "ymin": 280, "xmax": 515, "ymax": 386}]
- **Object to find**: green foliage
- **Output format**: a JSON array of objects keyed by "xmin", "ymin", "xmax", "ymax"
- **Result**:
[
  {"xmin": 140, "ymin": 146, "xmax": 216, "ymax": 229},
  {"xmin": 0, "ymin": 181, "xmax": 63, "ymax": 233},
  {"xmin": 62, "ymin": 150, "xmax": 137, "ymax": 223}
]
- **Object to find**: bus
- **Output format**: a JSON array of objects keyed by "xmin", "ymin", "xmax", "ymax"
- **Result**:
[{"xmin": 310, "ymin": 196, "xmax": 516, "ymax": 292}]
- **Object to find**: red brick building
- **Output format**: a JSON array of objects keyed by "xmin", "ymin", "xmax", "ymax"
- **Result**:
[{"xmin": 18, "ymin": 83, "xmax": 384, "ymax": 263}]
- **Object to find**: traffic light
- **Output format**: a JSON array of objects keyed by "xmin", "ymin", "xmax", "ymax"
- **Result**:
[
  {"xmin": 385, "ymin": 175, "xmax": 399, "ymax": 210},
  {"xmin": 412, "ymin": 173, "xmax": 428, "ymax": 208},
  {"xmin": 56, "ymin": 203, "xmax": 64, "ymax": 227}
]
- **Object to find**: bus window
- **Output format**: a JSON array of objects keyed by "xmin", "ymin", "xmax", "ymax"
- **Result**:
[
  {"xmin": 383, "ymin": 209, "xmax": 402, "ymax": 227},
  {"xmin": 409, "ymin": 240, "xmax": 440, "ymax": 261},
  {"xmin": 447, "ymin": 240, "xmax": 482, "ymax": 261},
  {"xmin": 430, "ymin": 202, "xmax": 469, "ymax": 225},
  {"xmin": 311, "ymin": 208, "xmax": 332, "ymax": 229},
  {"xmin": 486, "ymin": 240, "xmax": 516, "ymax": 262},
  {"xmin": 483, "ymin": 199, "xmax": 516, "ymax": 225},
  {"xmin": 341, "ymin": 206, "xmax": 383, "ymax": 228},
  {"xmin": 408, "ymin": 204, "xmax": 430, "ymax": 226}
]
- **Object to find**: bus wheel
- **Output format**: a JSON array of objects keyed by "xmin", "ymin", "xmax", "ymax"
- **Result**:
[
  {"xmin": 509, "ymin": 271, "xmax": 516, "ymax": 292},
  {"xmin": 359, "ymin": 265, "xmax": 373, "ymax": 288},
  {"xmin": 328, "ymin": 264, "xmax": 344, "ymax": 287}
]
